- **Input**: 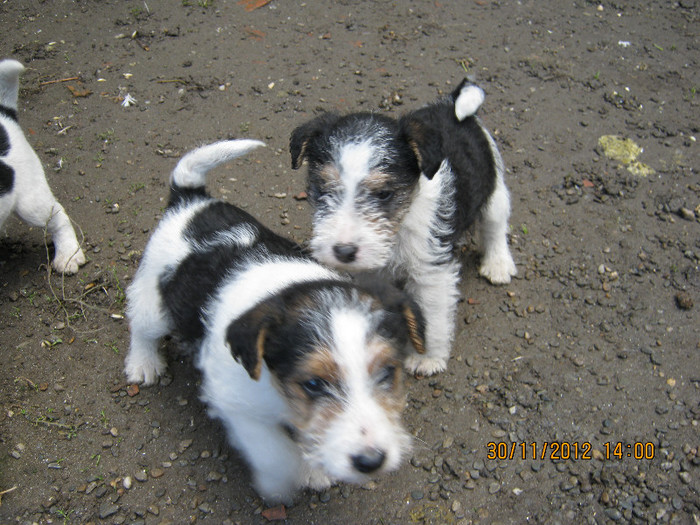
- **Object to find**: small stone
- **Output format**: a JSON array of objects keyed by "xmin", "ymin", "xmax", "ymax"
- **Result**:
[
  {"xmin": 99, "ymin": 502, "xmax": 120, "ymax": 519},
  {"xmin": 178, "ymin": 439, "xmax": 193, "ymax": 453},
  {"xmin": 605, "ymin": 508, "xmax": 622, "ymax": 521},
  {"xmin": 134, "ymin": 470, "xmax": 148, "ymax": 482},
  {"xmin": 150, "ymin": 468, "xmax": 165, "ymax": 479},
  {"xmin": 110, "ymin": 427, "xmax": 119, "ymax": 437},
  {"xmin": 679, "ymin": 207, "xmax": 695, "ymax": 220},
  {"xmin": 123, "ymin": 476, "xmax": 132, "ymax": 490},
  {"xmin": 679, "ymin": 471, "xmax": 691, "ymax": 484},
  {"xmin": 675, "ymin": 292, "xmax": 693, "ymax": 310},
  {"xmin": 488, "ymin": 482, "xmax": 500, "ymax": 494},
  {"xmin": 206, "ymin": 471, "xmax": 222, "ymax": 482},
  {"xmin": 411, "ymin": 490, "xmax": 424, "ymax": 500}
]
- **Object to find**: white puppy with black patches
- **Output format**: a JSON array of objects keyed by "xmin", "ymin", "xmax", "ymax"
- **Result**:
[
  {"xmin": 0, "ymin": 59, "xmax": 85, "ymax": 273},
  {"xmin": 124, "ymin": 140, "xmax": 426, "ymax": 503},
  {"xmin": 290, "ymin": 80, "xmax": 516, "ymax": 376}
]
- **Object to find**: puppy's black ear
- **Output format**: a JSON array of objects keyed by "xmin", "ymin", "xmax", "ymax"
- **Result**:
[
  {"xmin": 225, "ymin": 302, "xmax": 283, "ymax": 380},
  {"xmin": 399, "ymin": 114, "xmax": 444, "ymax": 180},
  {"xmin": 355, "ymin": 274, "xmax": 426, "ymax": 355},
  {"xmin": 290, "ymin": 113, "xmax": 340, "ymax": 170}
]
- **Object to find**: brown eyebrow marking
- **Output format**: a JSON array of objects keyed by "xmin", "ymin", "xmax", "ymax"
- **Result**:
[
  {"xmin": 362, "ymin": 171, "xmax": 393, "ymax": 192},
  {"xmin": 299, "ymin": 347, "xmax": 340, "ymax": 384}
]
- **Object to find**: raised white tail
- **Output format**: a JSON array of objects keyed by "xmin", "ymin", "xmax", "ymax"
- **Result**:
[
  {"xmin": 170, "ymin": 139, "xmax": 266, "ymax": 191},
  {"xmin": 454, "ymin": 84, "xmax": 485, "ymax": 121},
  {"xmin": 0, "ymin": 59, "xmax": 25, "ymax": 111}
]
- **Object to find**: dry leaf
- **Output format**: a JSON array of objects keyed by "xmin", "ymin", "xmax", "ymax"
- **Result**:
[
  {"xmin": 238, "ymin": 0, "xmax": 272, "ymax": 11},
  {"xmin": 244, "ymin": 26, "xmax": 266, "ymax": 40},
  {"xmin": 261, "ymin": 504, "xmax": 287, "ymax": 521},
  {"xmin": 66, "ymin": 85, "xmax": 92, "ymax": 98}
]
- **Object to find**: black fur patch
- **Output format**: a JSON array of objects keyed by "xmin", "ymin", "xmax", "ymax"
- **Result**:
[
  {"xmin": 159, "ymin": 200, "xmax": 304, "ymax": 343},
  {"xmin": 0, "ymin": 105, "xmax": 18, "ymax": 122},
  {"xmin": 399, "ymin": 96, "xmax": 496, "ymax": 242},
  {"xmin": 0, "ymin": 159, "xmax": 14, "ymax": 197},
  {"xmin": 0, "ymin": 121, "xmax": 10, "ymax": 156}
]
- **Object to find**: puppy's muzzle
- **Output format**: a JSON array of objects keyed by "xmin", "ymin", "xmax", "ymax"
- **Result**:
[
  {"xmin": 333, "ymin": 243, "xmax": 359, "ymax": 264},
  {"xmin": 351, "ymin": 447, "xmax": 386, "ymax": 474}
]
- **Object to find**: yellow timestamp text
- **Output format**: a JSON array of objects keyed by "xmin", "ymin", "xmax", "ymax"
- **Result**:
[{"xmin": 486, "ymin": 441, "xmax": 656, "ymax": 461}]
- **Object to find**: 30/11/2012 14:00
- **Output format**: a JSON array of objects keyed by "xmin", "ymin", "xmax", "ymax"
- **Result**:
[{"xmin": 485, "ymin": 441, "xmax": 656, "ymax": 461}]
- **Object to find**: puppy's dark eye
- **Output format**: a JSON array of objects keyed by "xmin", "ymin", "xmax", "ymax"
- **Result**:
[
  {"xmin": 377, "ymin": 365, "xmax": 396, "ymax": 387},
  {"xmin": 375, "ymin": 190, "xmax": 394, "ymax": 202},
  {"xmin": 302, "ymin": 377, "xmax": 332, "ymax": 398}
]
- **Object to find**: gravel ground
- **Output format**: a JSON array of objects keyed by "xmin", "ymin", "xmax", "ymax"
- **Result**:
[{"xmin": 0, "ymin": 1, "xmax": 698, "ymax": 524}]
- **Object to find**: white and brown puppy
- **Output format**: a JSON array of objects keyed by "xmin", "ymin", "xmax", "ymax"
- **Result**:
[
  {"xmin": 290, "ymin": 80, "xmax": 516, "ymax": 376},
  {"xmin": 0, "ymin": 59, "xmax": 85, "ymax": 274},
  {"xmin": 124, "ymin": 140, "xmax": 425, "ymax": 503}
]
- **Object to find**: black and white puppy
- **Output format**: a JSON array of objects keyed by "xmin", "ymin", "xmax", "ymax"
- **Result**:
[
  {"xmin": 290, "ymin": 80, "xmax": 516, "ymax": 376},
  {"xmin": 0, "ymin": 59, "xmax": 85, "ymax": 274},
  {"xmin": 124, "ymin": 140, "xmax": 425, "ymax": 503}
]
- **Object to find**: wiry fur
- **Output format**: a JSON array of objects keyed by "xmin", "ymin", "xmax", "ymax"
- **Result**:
[
  {"xmin": 0, "ymin": 59, "xmax": 85, "ymax": 274},
  {"xmin": 125, "ymin": 140, "xmax": 425, "ymax": 503},
  {"xmin": 290, "ymin": 80, "xmax": 516, "ymax": 376}
]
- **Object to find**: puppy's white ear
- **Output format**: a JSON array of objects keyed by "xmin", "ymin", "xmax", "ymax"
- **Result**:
[{"xmin": 289, "ymin": 113, "xmax": 341, "ymax": 169}]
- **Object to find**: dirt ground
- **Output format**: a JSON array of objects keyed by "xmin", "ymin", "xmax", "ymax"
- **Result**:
[{"xmin": 1, "ymin": 1, "xmax": 698, "ymax": 523}]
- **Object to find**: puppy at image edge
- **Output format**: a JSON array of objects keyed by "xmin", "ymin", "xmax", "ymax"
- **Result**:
[{"xmin": 0, "ymin": 59, "xmax": 85, "ymax": 274}]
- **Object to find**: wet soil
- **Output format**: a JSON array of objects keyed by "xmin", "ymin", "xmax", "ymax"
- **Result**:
[{"xmin": 1, "ymin": 1, "xmax": 698, "ymax": 524}]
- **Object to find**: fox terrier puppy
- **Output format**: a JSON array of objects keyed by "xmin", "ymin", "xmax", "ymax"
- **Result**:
[
  {"xmin": 0, "ymin": 59, "xmax": 85, "ymax": 274},
  {"xmin": 124, "ymin": 140, "xmax": 425, "ymax": 503},
  {"xmin": 290, "ymin": 80, "xmax": 516, "ymax": 376}
]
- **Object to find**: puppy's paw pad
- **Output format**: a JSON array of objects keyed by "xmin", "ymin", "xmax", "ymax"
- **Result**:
[
  {"xmin": 479, "ymin": 257, "xmax": 516, "ymax": 285},
  {"xmin": 52, "ymin": 249, "xmax": 87, "ymax": 275},
  {"xmin": 404, "ymin": 354, "xmax": 447, "ymax": 376},
  {"xmin": 124, "ymin": 355, "xmax": 166, "ymax": 386}
]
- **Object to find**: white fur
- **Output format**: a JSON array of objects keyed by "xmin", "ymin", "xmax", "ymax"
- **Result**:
[
  {"xmin": 454, "ymin": 84, "xmax": 485, "ymax": 121},
  {"xmin": 0, "ymin": 59, "xmax": 85, "ymax": 274},
  {"xmin": 390, "ymin": 163, "xmax": 460, "ymax": 374},
  {"xmin": 124, "ymin": 198, "xmax": 212, "ymax": 384},
  {"xmin": 478, "ymin": 127, "xmax": 517, "ymax": 283},
  {"xmin": 171, "ymin": 139, "xmax": 265, "ymax": 189}
]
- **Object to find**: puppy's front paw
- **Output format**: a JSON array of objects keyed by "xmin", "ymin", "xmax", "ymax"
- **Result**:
[
  {"xmin": 303, "ymin": 468, "xmax": 332, "ymax": 492},
  {"xmin": 404, "ymin": 354, "xmax": 447, "ymax": 376},
  {"xmin": 479, "ymin": 255, "xmax": 516, "ymax": 285},
  {"xmin": 124, "ymin": 352, "xmax": 166, "ymax": 386},
  {"xmin": 52, "ymin": 248, "xmax": 86, "ymax": 275}
]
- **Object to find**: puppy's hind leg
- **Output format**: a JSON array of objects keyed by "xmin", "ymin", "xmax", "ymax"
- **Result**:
[
  {"xmin": 403, "ymin": 261, "xmax": 460, "ymax": 376},
  {"xmin": 13, "ymin": 158, "xmax": 85, "ymax": 274},
  {"xmin": 124, "ymin": 276, "xmax": 170, "ymax": 385},
  {"xmin": 478, "ymin": 135, "xmax": 516, "ymax": 284}
]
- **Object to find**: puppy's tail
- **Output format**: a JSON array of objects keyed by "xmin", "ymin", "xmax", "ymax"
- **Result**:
[
  {"xmin": 453, "ymin": 81, "xmax": 485, "ymax": 121},
  {"xmin": 0, "ymin": 59, "xmax": 25, "ymax": 113},
  {"xmin": 170, "ymin": 139, "xmax": 265, "ymax": 203}
]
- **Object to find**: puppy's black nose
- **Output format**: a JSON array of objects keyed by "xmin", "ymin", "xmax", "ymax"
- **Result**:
[
  {"xmin": 351, "ymin": 449, "xmax": 386, "ymax": 473},
  {"xmin": 333, "ymin": 243, "xmax": 358, "ymax": 263}
]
